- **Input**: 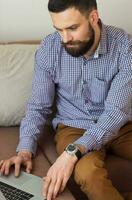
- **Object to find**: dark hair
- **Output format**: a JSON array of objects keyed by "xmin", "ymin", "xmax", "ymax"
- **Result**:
[{"xmin": 48, "ymin": 0, "xmax": 97, "ymax": 14}]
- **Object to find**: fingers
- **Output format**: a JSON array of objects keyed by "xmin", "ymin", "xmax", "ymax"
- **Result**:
[
  {"xmin": 53, "ymin": 177, "xmax": 62, "ymax": 199},
  {"xmin": 47, "ymin": 177, "xmax": 57, "ymax": 200},
  {"xmin": 18, "ymin": 151, "xmax": 32, "ymax": 174},
  {"xmin": 0, "ymin": 157, "xmax": 20, "ymax": 175},
  {"xmin": 0, "ymin": 160, "xmax": 4, "ymax": 166},
  {"xmin": 42, "ymin": 152, "xmax": 75, "ymax": 200},
  {"xmin": 43, "ymin": 175, "xmax": 64, "ymax": 200},
  {"xmin": 4, "ymin": 161, "xmax": 12, "ymax": 175},
  {"xmin": 0, "ymin": 159, "xmax": 13, "ymax": 175},
  {"xmin": 0, "ymin": 154, "xmax": 32, "ymax": 177},
  {"xmin": 0, "ymin": 160, "xmax": 4, "ymax": 170},
  {"xmin": 25, "ymin": 160, "xmax": 32, "ymax": 174},
  {"xmin": 59, "ymin": 175, "xmax": 69, "ymax": 193},
  {"xmin": 14, "ymin": 160, "xmax": 21, "ymax": 177},
  {"xmin": 43, "ymin": 176, "xmax": 51, "ymax": 198},
  {"xmin": 14, "ymin": 156, "xmax": 32, "ymax": 176}
]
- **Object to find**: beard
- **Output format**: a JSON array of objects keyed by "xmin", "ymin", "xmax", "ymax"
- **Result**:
[{"xmin": 62, "ymin": 23, "xmax": 95, "ymax": 57}]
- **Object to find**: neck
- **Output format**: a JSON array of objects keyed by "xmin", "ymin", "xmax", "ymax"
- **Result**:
[{"xmin": 84, "ymin": 24, "xmax": 101, "ymax": 58}]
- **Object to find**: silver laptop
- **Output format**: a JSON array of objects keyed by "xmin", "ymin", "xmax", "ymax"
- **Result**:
[{"xmin": 0, "ymin": 171, "xmax": 45, "ymax": 200}]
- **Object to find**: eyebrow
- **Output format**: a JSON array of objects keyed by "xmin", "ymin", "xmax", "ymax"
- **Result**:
[{"xmin": 53, "ymin": 24, "xmax": 80, "ymax": 31}]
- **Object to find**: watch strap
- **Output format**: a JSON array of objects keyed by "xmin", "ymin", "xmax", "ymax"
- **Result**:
[{"xmin": 75, "ymin": 148, "xmax": 82, "ymax": 160}]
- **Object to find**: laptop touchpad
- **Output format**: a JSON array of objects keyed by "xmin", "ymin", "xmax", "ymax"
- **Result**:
[{"xmin": 0, "ymin": 172, "xmax": 31, "ymax": 186}]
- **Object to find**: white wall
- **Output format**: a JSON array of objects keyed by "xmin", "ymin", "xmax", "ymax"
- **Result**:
[
  {"xmin": 97, "ymin": 0, "xmax": 132, "ymax": 34},
  {"xmin": 0, "ymin": 0, "xmax": 54, "ymax": 42},
  {"xmin": 0, "ymin": 0, "xmax": 132, "ymax": 42}
]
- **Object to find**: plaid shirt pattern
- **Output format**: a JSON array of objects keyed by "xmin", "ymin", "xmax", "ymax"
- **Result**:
[{"xmin": 17, "ymin": 23, "xmax": 132, "ymax": 155}]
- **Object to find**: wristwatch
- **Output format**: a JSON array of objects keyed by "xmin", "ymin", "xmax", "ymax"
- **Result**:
[{"xmin": 65, "ymin": 143, "xmax": 82, "ymax": 160}]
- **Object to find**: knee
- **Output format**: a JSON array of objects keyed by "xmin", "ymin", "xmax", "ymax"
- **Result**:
[
  {"xmin": 74, "ymin": 158, "xmax": 94, "ymax": 186},
  {"xmin": 74, "ymin": 154, "xmax": 106, "ymax": 186}
]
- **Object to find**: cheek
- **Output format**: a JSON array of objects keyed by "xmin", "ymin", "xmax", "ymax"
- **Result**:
[{"xmin": 73, "ymin": 30, "xmax": 89, "ymax": 41}]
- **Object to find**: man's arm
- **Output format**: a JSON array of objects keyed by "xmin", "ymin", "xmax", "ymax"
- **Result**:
[
  {"xmin": 17, "ymin": 42, "xmax": 55, "ymax": 155},
  {"xmin": 0, "ymin": 38, "xmax": 56, "ymax": 176},
  {"xmin": 74, "ymin": 41, "xmax": 132, "ymax": 152}
]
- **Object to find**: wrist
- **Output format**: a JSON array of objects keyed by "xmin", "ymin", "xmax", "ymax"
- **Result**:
[
  {"xmin": 18, "ymin": 150, "xmax": 32, "ymax": 159},
  {"xmin": 63, "ymin": 151, "xmax": 78, "ymax": 163}
]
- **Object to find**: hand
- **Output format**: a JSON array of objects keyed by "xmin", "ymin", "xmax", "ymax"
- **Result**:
[
  {"xmin": 0, "ymin": 150, "xmax": 32, "ymax": 177},
  {"xmin": 42, "ymin": 151, "xmax": 78, "ymax": 200}
]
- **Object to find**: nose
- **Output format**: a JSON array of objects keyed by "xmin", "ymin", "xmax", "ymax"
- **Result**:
[{"xmin": 62, "ymin": 31, "xmax": 72, "ymax": 43}]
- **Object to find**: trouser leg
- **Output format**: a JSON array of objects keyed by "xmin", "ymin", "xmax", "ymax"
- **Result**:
[
  {"xmin": 55, "ymin": 123, "xmax": 124, "ymax": 200},
  {"xmin": 54, "ymin": 123, "xmax": 85, "ymax": 154},
  {"xmin": 106, "ymin": 121, "xmax": 132, "ymax": 160},
  {"xmin": 74, "ymin": 150, "xmax": 123, "ymax": 200},
  {"xmin": 106, "ymin": 121, "xmax": 132, "ymax": 200}
]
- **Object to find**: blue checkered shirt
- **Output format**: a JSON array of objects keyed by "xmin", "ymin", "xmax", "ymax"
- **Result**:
[{"xmin": 17, "ymin": 23, "xmax": 132, "ymax": 155}]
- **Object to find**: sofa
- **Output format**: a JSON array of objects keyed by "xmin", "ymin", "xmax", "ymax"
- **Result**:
[{"xmin": 0, "ymin": 42, "xmax": 132, "ymax": 200}]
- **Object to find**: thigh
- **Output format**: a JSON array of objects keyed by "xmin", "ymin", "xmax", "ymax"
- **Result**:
[
  {"xmin": 74, "ymin": 149, "xmax": 106, "ymax": 181},
  {"xmin": 54, "ymin": 123, "xmax": 85, "ymax": 155},
  {"xmin": 108, "ymin": 121, "xmax": 132, "ymax": 160}
]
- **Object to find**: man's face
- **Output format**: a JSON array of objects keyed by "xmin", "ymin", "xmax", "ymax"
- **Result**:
[
  {"xmin": 62, "ymin": 23, "xmax": 95, "ymax": 57},
  {"xmin": 50, "ymin": 8, "xmax": 96, "ymax": 57}
]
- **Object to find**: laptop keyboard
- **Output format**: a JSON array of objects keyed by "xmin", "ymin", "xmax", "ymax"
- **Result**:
[{"xmin": 0, "ymin": 181, "xmax": 34, "ymax": 200}]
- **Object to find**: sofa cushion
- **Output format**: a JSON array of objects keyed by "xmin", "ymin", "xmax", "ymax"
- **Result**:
[
  {"xmin": 0, "ymin": 127, "xmax": 50, "ymax": 176},
  {"xmin": 106, "ymin": 155, "xmax": 132, "ymax": 192},
  {"xmin": 0, "ymin": 44, "xmax": 38, "ymax": 126},
  {"xmin": 38, "ymin": 125, "xmax": 58, "ymax": 164}
]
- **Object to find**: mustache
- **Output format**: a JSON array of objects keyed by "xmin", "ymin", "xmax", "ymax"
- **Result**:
[{"xmin": 62, "ymin": 40, "xmax": 87, "ymax": 46}]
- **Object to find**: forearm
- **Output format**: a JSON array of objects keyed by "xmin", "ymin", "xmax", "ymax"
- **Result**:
[
  {"xmin": 74, "ymin": 108, "xmax": 130, "ymax": 152},
  {"xmin": 16, "ymin": 50, "xmax": 55, "ymax": 155},
  {"xmin": 16, "ymin": 105, "xmax": 48, "ymax": 155}
]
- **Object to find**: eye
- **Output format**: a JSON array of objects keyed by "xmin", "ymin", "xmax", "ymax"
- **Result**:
[
  {"xmin": 70, "ymin": 28, "xmax": 76, "ymax": 31},
  {"xmin": 69, "ymin": 26, "xmax": 78, "ymax": 31}
]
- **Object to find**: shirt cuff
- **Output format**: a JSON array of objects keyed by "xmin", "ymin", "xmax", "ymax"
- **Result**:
[
  {"xmin": 16, "ymin": 137, "xmax": 37, "ymax": 156},
  {"xmin": 74, "ymin": 131, "xmax": 100, "ymax": 153}
]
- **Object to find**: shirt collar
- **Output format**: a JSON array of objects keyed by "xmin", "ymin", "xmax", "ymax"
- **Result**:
[
  {"xmin": 93, "ymin": 44, "xmax": 100, "ymax": 58},
  {"xmin": 93, "ymin": 22, "xmax": 108, "ymax": 58}
]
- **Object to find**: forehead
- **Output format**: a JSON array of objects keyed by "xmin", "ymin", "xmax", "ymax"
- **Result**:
[{"xmin": 50, "ymin": 7, "xmax": 88, "ymax": 29}]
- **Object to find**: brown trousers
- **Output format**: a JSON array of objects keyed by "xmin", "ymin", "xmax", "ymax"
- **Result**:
[{"xmin": 54, "ymin": 121, "xmax": 132, "ymax": 200}]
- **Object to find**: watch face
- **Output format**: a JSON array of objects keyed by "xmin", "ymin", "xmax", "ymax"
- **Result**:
[
  {"xmin": 68, "ymin": 144, "xmax": 76, "ymax": 151},
  {"xmin": 66, "ymin": 144, "xmax": 82, "ymax": 160}
]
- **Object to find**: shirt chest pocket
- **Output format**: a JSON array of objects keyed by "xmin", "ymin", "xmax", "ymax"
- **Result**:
[{"xmin": 83, "ymin": 78, "xmax": 110, "ymax": 105}]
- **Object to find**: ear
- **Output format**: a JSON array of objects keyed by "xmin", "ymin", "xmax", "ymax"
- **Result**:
[{"xmin": 89, "ymin": 10, "xmax": 99, "ymax": 25}]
